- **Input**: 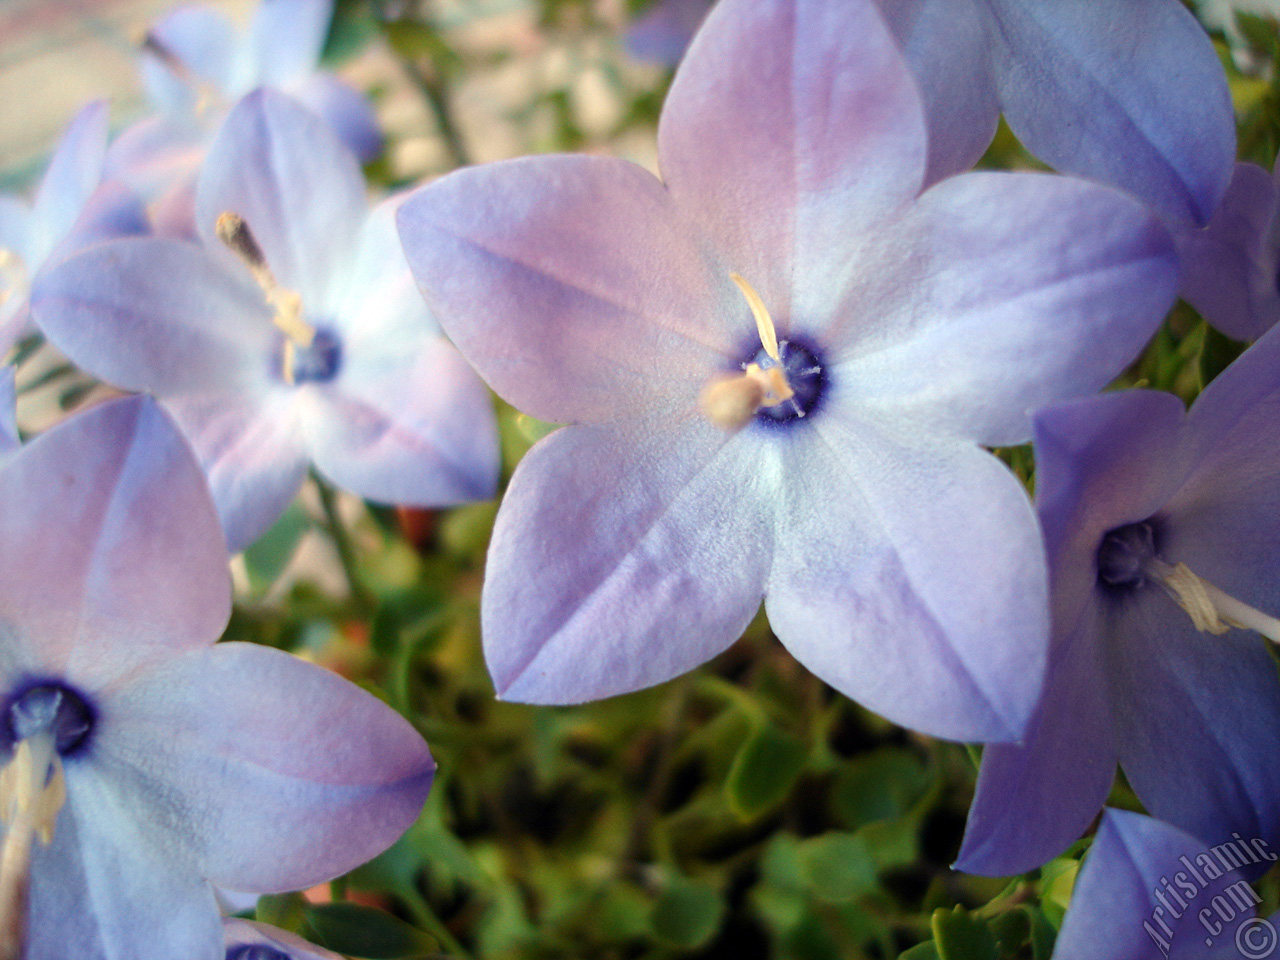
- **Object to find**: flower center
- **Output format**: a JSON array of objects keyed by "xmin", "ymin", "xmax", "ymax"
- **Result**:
[
  {"xmin": 273, "ymin": 328, "xmax": 342, "ymax": 384},
  {"xmin": 7, "ymin": 685, "xmax": 93, "ymax": 757},
  {"xmin": 1096, "ymin": 521, "xmax": 1158, "ymax": 589},
  {"xmin": 227, "ymin": 946, "xmax": 291, "ymax": 960},
  {"xmin": 700, "ymin": 274, "xmax": 824, "ymax": 430}
]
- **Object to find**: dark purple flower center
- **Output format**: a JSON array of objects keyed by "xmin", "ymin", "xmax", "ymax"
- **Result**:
[
  {"xmin": 226, "ymin": 946, "xmax": 291, "ymax": 960},
  {"xmin": 746, "ymin": 338, "xmax": 825, "ymax": 425},
  {"xmin": 273, "ymin": 327, "xmax": 342, "ymax": 384},
  {"xmin": 7, "ymin": 684, "xmax": 94, "ymax": 756},
  {"xmin": 1096, "ymin": 521, "xmax": 1159, "ymax": 590}
]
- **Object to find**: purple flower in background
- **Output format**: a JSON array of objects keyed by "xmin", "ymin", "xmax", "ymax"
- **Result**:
[
  {"xmin": 0, "ymin": 396, "xmax": 434, "ymax": 960},
  {"xmin": 397, "ymin": 0, "xmax": 1178, "ymax": 740},
  {"xmin": 34, "ymin": 90, "xmax": 499, "ymax": 554},
  {"xmin": 1053, "ymin": 810, "xmax": 1276, "ymax": 960},
  {"xmin": 223, "ymin": 919, "xmax": 341, "ymax": 960},
  {"xmin": 625, "ymin": 0, "xmax": 714, "ymax": 65},
  {"xmin": 1177, "ymin": 162, "xmax": 1280, "ymax": 341},
  {"xmin": 959, "ymin": 325, "xmax": 1280, "ymax": 877},
  {"xmin": 0, "ymin": 102, "xmax": 146, "ymax": 355},
  {"xmin": 106, "ymin": 0, "xmax": 380, "ymax": 229}
]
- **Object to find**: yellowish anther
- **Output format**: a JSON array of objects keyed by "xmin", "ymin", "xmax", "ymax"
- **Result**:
[
  {"xmin": 1153, "ymin": 560, "xmax": 1280, "ymax": 645},
  {"xmin": 215, "ymin": 212, "xmax": 316, "ymax": 370},
  {"xmin": 700, "ymin": 374, "xmax": 766, "ymax": 431},
  {"xmin": 730, "ymin": 273, "xmax": 780, "ymax": 362},
  {"xmin": 0, "ymin": 734, "xmax": 63, "ymax": 960}
]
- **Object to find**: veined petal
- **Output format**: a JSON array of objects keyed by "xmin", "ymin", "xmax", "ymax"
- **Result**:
[
  {"xmin": 0, "ymin": 397, "xmax": 229, "ymax": 690},
  {"xmin": 141, "ymin": 5, "xmax": 238, "ymax": 111},
  {"xmin": 247, "ymin": 0, "xmax": 333, "ymax": 88},
  {"xmin": 107, "ymin": 642, "xmax": 434, "ymax": 892},
  {"xmin": 397, "ymin": 155, "xmax": 731, "ymax": 425},
  {"xmin": 30, "ymin": 764, "xmax": 222, "ymax": 960},
  {"xmin": 165, "ymin": 391, "xmax": 309, "ymax": 554},
  {"xmin": 873, "ymin": 0, "xmax": 999, "ymax": 187},
  {"xmin": 302, "ymin": 338, "xmax": 499, "ymax": 507},
  {"xmin": 195, "ymin": 89, "xmax": 366, "ymax": 310},
  {"xmin": 30, "ymin": 101, "xmax": 110, "ymax": 264},
  {"xmin": 335, "ymin": 196, "xmax": 439, "ymax": 340},
  {"xmin": 483, "ymin": 417, "xmax": 771, "ymax": 703},
  {"xmin": 765, "ymin": 417, "xmax": 1046, "ymax": 743},
  {"xmin": 1053, "ymin": 810, "xmax": 1255, "ymax": 960},
  {"xmin": 291, "ymin": 72, "xmax": 384, "ymax": 164},
  {"xmin": 30, "ymin": 237, "xmax": 274, "ymax": 396},
  {"xmin": 988, "ymin": 0, "xmax": 1235, "ymax": 226},
  {"xmin": 831, "ymin": 172, "xmax": 1177, "ymax": 447},
  {"xmin": 957, "ymin": 597, "xmax": 1116, "ymax": 875},
  {"xmin": 659, "ymin": 0, "xmax": 927, "ymax": 321},
  {"xmin": 1177, "ymin": 163, "xmax": 1280, "ymax": 342},
  {"xmin": 1108, "ymin": 595, "xmax": 1280, "ymax": 868}
]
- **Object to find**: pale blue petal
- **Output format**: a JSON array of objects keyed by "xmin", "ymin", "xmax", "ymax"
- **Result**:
[
  {"xmin": 141, "ymin": 5, "xmax": 239, "ymax": 112},
  {"xmin": 292, "ymin": 72, "xmax": 383, "ymax": 163},
  {"xmin": 625, "ymin": 0, "xmax": 712, "ymax": 65},
  {"xmin": 397, "ymin": 155, "xmax": 731, "ymax": 425},
  {"xmin": 195, "ymin": 89, "xmax": 366, "ymax": 309},
  {"xmin": 107, "ymin": 642, "xmax": 434, "ymax": 892},
  {"xmin": 829, "ymin": 172, "xmax": 1177, "ymax": 447},
  {"xmin": 765, "ymin": 417, "xmax": 1046, "ymax": 743},
  {"xmin": 247, "ymin": 0, "xmax": 332, "ymax": 87},
  {"xmin": 989, "ymin": 0, "xmax": 1235, "ymax": 226},
  {"xmin": 0, "ymin": 397, "xmax": 229, "ymax": 691},
  {"xmin": 483, "ymin": 418, "xmax": 770, "ymax": 703},
  {"xmin": 30, "ymin": 101, "xmax": 110, "ymax": 263},
  {"xmin": 0, "ymin": 366, "xmax": 16, "ymax": 454}
]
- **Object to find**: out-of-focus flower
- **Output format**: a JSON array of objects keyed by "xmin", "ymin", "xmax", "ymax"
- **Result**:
[
  {"xmin": 1176, "ymin": 162, "xmax": 1280, "ymax": 341},
  {"xmin": 1053, "ymin": 810, "xmax": 1274, "ymax": 960},
  {"xmin": 0, "ymin": 102, "xmax": 146, "ymax": 355},
  {"xmin": 625, "ymin": 0, "xmax": 714, "ymax": 65},
  {"xmin": 397, "ymin": 0, "xmax": 1177, "ymax": 741},
  {"xmin": 34, "ymin": 90, "xmax": 499, "ymax": 554},
  {"xmin": 0, "ymin": 396, "xmax": 434, "ymax": 960},
  {"xmin": 1197, "ymin": 0, "xmax": 1280, "ymax": 40},
  {"xmin": 959, "ymin": 326, "xmax": 1280, "ymax": 876},
  {"xmin": 0, "ymin": 369, "xmax": 16, "ymax": 454},
  {"xmin": 107, "ymin": 0, "xmax": 380, "ymax": 233},
  {"xmin": 223, "ymin": 919, "xmax": 341, "ymax": 960}
]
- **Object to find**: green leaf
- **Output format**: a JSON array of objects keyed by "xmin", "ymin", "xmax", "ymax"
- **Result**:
[
  {"xmin": 898, "ymin": 943, "xmax": 941, "ymax": 960},
  {"xmin": 931, "ymin": 906, "xmax": 999, "ymax": 960},
  {"xmin": 256, "ymin": 892, "xmax": 307, "ymax": 933},
  {"xmin": 726, "ymin": 722, "xmax": 807, "ymax": 818},
  {"xmin": 832, "ymin": 748, "xmax": 930, "ymax": 829},
  {"xmin": 650, "ymin": 876, "xmax": 725, "ymax": 949},
  {"xmin": 242, "ymin": 501, "xmax": 310, "ymax": 592},
  {"xmin": 1038, "ymin": 857, "xmax": 1080, "ymax": 928},
  {"xmin": 303, "ymin": 903, "xmax": 437, "ymax": 959},
  {"xmin": 796, "ymin": 833, "xmax": 878, "ymax": 903}
]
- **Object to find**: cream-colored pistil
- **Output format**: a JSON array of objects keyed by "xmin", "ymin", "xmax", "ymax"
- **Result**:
[
  {"xmin": 0, "ymin": 732, "xmax": 64, "ymax": 960},
  {"xmin": 699, "ymin": 274, "xmax": 795, "ymax": 431},
  {"xmin": 1148, "ymin": 557, "xmax": 1280, "ymax": 644}
]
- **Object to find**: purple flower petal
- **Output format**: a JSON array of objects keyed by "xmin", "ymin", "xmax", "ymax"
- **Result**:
[
  {"xmin": 30, "ymin": 237, "xmax": 274, "ymax": 396},
  {"xmin": 872, "ymin": 0, "xmax": 999, "ymax": 187},
  {"xmin": 105, "ymin": 113, "xmax": 207, "ymax": 212},
  {"xmin": 31, "ymin": 765, "xmax": 223, "ymax": 960},
  {"xmin": 956, "ymin": 598, "xmax": 1115, "ymax": 875},
  {"xmin": 292, "ymin": 72, "xmax": 384, "ymax": 164},
  {"xmin": 248, "ymin": 0, "xmax": 332, "ymax": 88},
  {"xmin": 224, "ymin": 919, "xmax": 343, "ymax": 960},
  {"xmin": 765, "ymin": 419, "xmax": 1046, "ymax": 743},
  {"xmin": 302, "ymin": 338, "xmax": 499, "ymax": 507},
  {"xmin": 141, "ymin": 5, "xmax": 238, "ymax": 113},
  {"xmin": 195, "ymin": 89, "xmax": 366, "ymax": 308},
  {"xmin": 830, "ymin": 173, "xmax": 1177, "ymax": 447},
  {"xmin": 30, "ymin": 101, "xmax": 110, "ymax": 263},
  {"xmin": 397, "ymin": 155, "xmax": 731, "ymax": 425},
  {"xmin": 108, "ymin": 642, "xmax": 434, "ymax": 892},
  {"xmin": 0, "ymin": 396, "xmax": 229, "ymax": 690},
  {"xmin": 484, "ymin": 418, "xmax": 770, "ymax": 703},
  {"xmin": 625, "ymin": 0, "xmax": 713, "ymax": 65},
  {"xmin": 1053, "ymin": 810, "xmax": 1256, "ymax": 960},
  {"xmin": 991, "ymin": 0, "xmax": 1235, "ymax": 227},
  {"xmin": 1177, "ymin": 162, "xmax": 1280, "ymax": 342},
  {"xmin": 0, "ymin": 367, "xmax": 17, "ymax": 454},
  {"xmin": 658, "ymin": 0, "xmax": 927, "ymax": 318},
  {"xmin": 166, "ymin": 391, "xmax": 309, "ymax": 553}
]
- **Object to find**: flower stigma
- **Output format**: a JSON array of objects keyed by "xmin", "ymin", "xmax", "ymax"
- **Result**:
[
  {"xmin": 215, "ymin": 212, "xmax": 316, "ymax": 385},
  {"xmin": 1097, "ymin": 521, "xmax": 1280, "ymax": 644},
  {"xmin": 700, "ymin": 274, "xmax": 823, "ymax": 431}
]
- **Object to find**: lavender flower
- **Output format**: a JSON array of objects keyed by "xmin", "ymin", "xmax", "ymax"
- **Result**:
[
  {"xmin": 625, "ymin": 0, "xmax": 714, "ymax": 65},
  {"xmin": 0, "ymin": 370, "xmax": 15, "ymax": 455},
  {"xmin": 0, "ymin": 102, "xmax": 145, "ymax": 355},
  {"xmin": 223, "ymin": 919, "xmax": 341, "ymax": 960},
  {"xmin": 0, "ymin": 396, "xmax": 434, "ymax": 960},
  {"xmin": 33, "ymin": 90, "xmax": 499, "ymax": 553},
  {"xmin": 397, "ymin": 0, "xmax": 1178, "ymax": 741},
  {"xmin": 959, "ymin": 324, "xmax": 1280, "ymax": 876},
  {"xmin": 1054, "ymin": 810, "xmax": 1275, "ymax": 960},
  {"xmin": 1177, "ymin": 162, "xmax": 1280, "ymax": 341}
]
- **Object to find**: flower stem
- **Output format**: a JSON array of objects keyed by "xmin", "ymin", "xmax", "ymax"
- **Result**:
[{"xmin": 311, "ymin": 471, "xmax": 375, "ymax": 614}]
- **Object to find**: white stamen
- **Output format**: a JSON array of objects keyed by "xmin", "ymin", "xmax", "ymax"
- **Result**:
[
  {"xmin": 0, "ymin": 732, "xmax": 63, "ymax": 960},
  {"xmin": 701, "ymin": 274, "xmax": 795, "ymax": 431},
  {"xmin": 1149, "ymin": 558, "xmax": 1280, "ymax": 645}
]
